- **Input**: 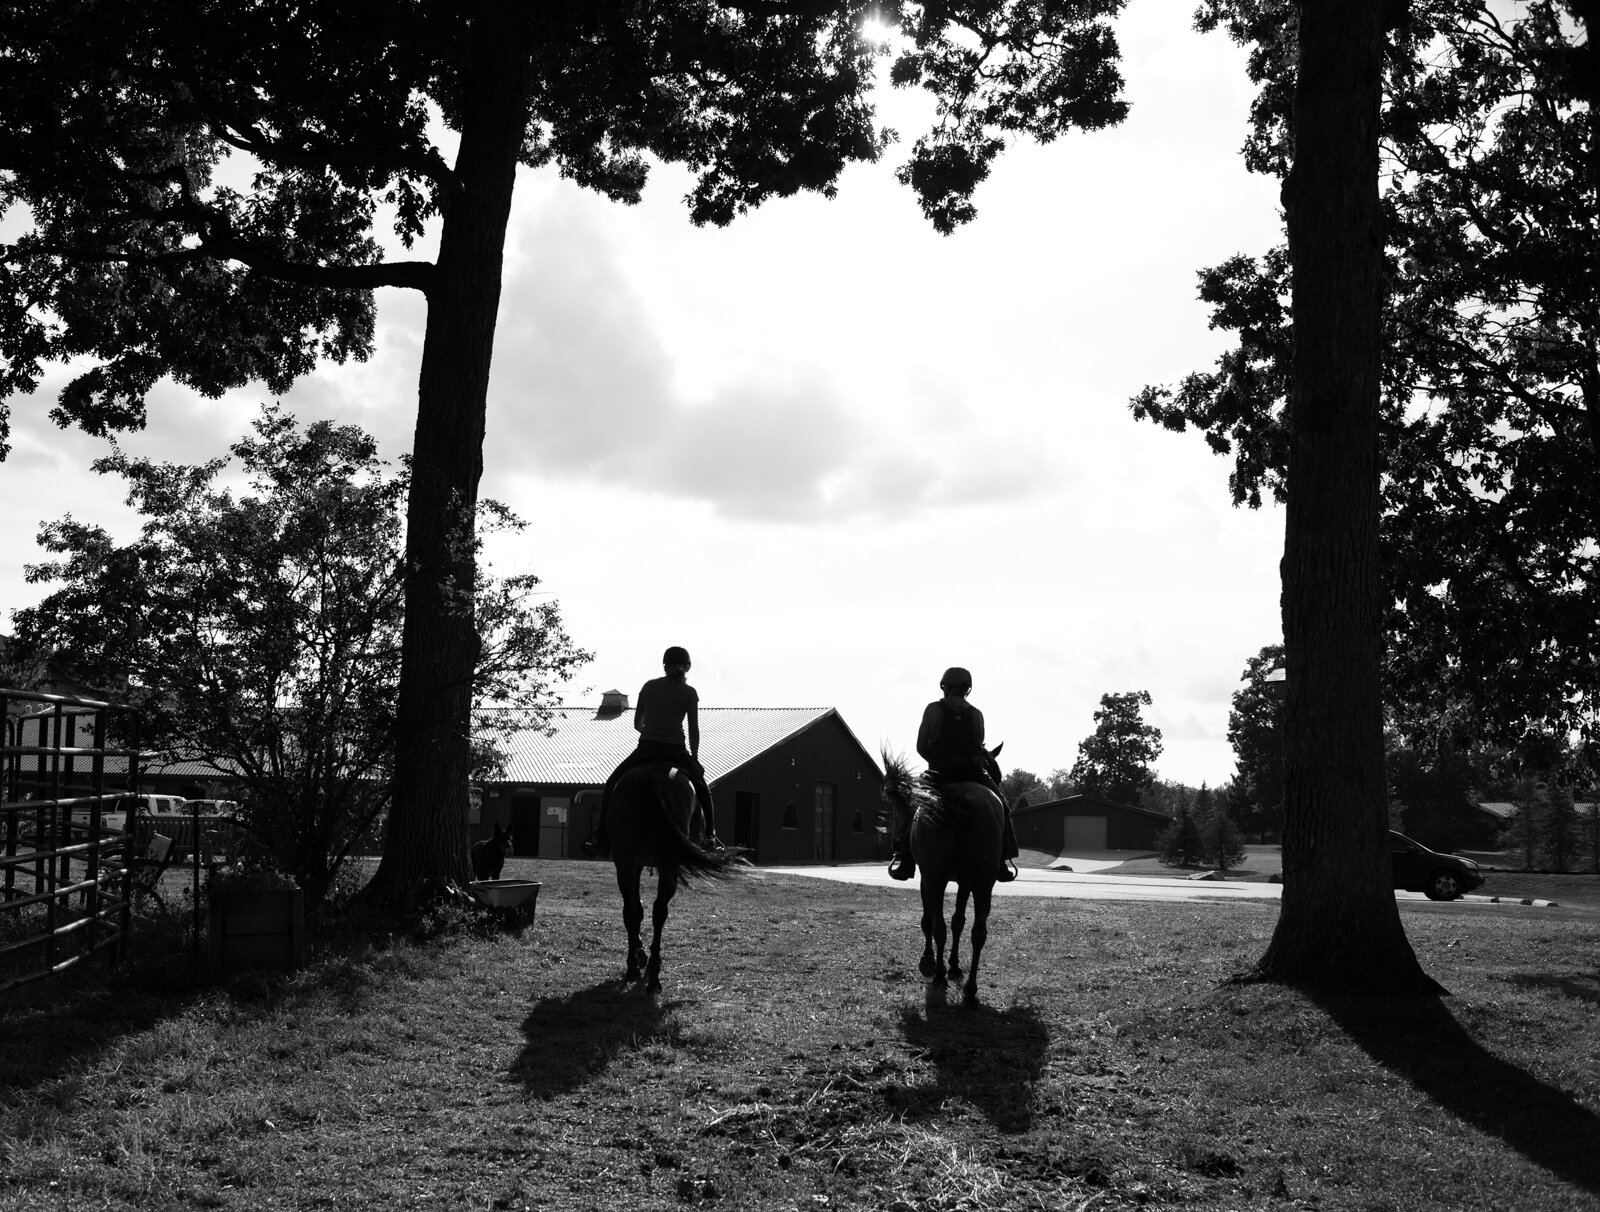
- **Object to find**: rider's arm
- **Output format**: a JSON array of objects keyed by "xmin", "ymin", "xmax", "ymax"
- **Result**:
[
  {"xmin": 633, "ymin": 683, "xmax": 650, "ymax": 735},
  {"xmin": 969, "ymin": 705, "xmax": 986, "ymax": 747},
  {"xmin": 687, "ymin": 690, "xmax": 701, "ymax": 759},
  {"xmin": 915, "ymin": 702, "xmax": 942, "ymax": 762}
]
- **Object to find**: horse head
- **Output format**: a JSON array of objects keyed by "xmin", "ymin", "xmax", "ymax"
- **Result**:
[{"xmin": 981, "ymin": 742, "xmax": 1004, "ymax": 789}]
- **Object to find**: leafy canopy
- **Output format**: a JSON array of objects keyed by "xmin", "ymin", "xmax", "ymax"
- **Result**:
[
  {"xmin": 0, "ymin": 0, "xmax": 1130, "ymax": 455},
  {"xmin": 1132, "ymin": 0, "xmax": 1600, "ymax": 753},
  {"xmin": 11, "ymin": 404, "xmax": 589, "ymax": 904},
  {"xmin": 1068, "ymin": 689, "xmax": 1163, "ymax": 806}
]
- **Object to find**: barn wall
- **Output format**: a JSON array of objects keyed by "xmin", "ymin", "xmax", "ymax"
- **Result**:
[
  {"xmin": 713, "ymin": 718, "xmax": 883, "ymax": 865},
  {"xmin": 479, "ymin": 715, "xmax": 884, "ymax": 866},
  {"xmin": 1012, "ymin": 798, "xmax": 1169, "ymax": 853}
]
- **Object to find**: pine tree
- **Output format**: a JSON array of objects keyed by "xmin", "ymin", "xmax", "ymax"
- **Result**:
[
  {"xmin": 1158, "ymin": 806, "xmax": 1206, "ymax": 868},
  {"xmin": 1203, "ymin": 802, "xmax": 1248, "ymax": 871}
]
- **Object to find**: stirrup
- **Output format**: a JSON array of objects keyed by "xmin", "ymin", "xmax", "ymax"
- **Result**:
[
  {"xmin": 996, "ymin": 859, "xmax": 1018, "ymax": 883},
  {"xmin": 888, "ymin": 856, "xmax": 915, "ymax": 881}
]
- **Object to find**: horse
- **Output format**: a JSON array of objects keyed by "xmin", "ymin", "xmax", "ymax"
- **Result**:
[
  {"xmin": 471, "ymin": 822, "xmax": 513, "ymax": 881},
  {"xmin": 608, "ymin": 761, "xmax": 737, "ymax": 992},
  {"xmin": 881, "ymin": 747, "xmax": 1007, "ymax": 1006}
]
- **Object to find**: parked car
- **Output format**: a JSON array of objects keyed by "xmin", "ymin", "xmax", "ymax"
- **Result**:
[
  {"xmin": 53, "ymin": 793, "xmax": 182, "ymax": 835},
  {"xmin": 1268, "ymin": 830, "xmax": 1485, "ymax": 901},
  {"xmin": 1389, "ymin": 829, "xmax": 1484, "ymax": 901}
]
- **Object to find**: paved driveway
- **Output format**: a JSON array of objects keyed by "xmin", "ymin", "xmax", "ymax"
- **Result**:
[
  {"xmin": 763, "ymin": 861, "xmax": 1285, "ymax": 904},
  {"xmin": 762, "ymin": 859, "xmax": 1531, "ymax": 906}
]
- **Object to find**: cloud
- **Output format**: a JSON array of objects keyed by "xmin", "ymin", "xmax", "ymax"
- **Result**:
[{"xmin": 486, "ymin": 187, "xmax": 1052, "ymax": 523}]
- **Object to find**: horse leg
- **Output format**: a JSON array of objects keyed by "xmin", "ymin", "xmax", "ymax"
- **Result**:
[
  {"xmin": 948, "ymin": 886, "xmax": 969, "ymax": 983},
  {"xmin": 616, "ymin": 863, "xmax": 646, "ymax": 983},
  {"xmin": 918, "ymin": 881, "xmax": 947, "ymax": 984},
  {"xmin": 646, "ymin": 867, "xmax": 678, "ymax": 994},
  {"xmin": 963, "ymin": 885, "xmax": 993, "ymax": 1006}
]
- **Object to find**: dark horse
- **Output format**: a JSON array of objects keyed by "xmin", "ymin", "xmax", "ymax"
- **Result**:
[
  {"xmin": 608, "ymin": 762, "xmax": 737, "ymax": 992},
  {"xmin": 882, "ymin": 748, "xmax": 1006, "ymax": 1006}
]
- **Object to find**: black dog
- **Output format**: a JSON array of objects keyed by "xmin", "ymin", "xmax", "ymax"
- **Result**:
[{"xmin": 471, "ymin": 823, "xmax": 513, "ymax": 881}]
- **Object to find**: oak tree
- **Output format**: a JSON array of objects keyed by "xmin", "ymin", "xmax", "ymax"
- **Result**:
[
  {"xmin": 1068, "ymin": 689, "xmax": 1162, "ymax": 806},
  {"xmin": 1136, "ymin": 0, "xmax": 1600, "ymax": 755},
  {"xmin": 1, "ymin": 0, "xmax": 1129, "ymax": 907}
]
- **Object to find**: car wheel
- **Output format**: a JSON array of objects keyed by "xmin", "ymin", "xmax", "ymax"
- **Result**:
[{"xmin": 1425, "ymin": 869, "xmax": 1463, "ymax": 901}]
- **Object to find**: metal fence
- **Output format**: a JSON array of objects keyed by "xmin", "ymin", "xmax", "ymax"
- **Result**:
[{"xmin": 1, "ymin": 688, "xmax": 141, "ymax": 994}]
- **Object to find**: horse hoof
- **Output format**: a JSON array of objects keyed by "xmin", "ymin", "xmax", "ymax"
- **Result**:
[
  {"xmin": 919, "ymin": 955, "xmax": 939, "ymax": 979},
  {"xmin": 948, "ymin": 964, "xmax": 963, "ymax": 982}
]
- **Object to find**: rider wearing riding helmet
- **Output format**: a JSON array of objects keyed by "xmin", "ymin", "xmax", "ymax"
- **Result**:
[
  {"xmin": 887, "ymin": 665, "xmax": 1019, "ymax": 882},
  {"xmin": 584, "ymin": 646, "xmax": 720, "ymax": 859}
]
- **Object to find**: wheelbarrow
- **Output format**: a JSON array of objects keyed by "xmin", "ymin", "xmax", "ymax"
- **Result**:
[{"xmin": 468, "ymin": 878, "xmax": 540, "ymax": 924}]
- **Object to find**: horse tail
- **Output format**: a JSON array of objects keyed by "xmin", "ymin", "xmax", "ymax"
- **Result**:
[{"xmin": 647, "ymin": 769, "xmax": 737, "ymax": 885}]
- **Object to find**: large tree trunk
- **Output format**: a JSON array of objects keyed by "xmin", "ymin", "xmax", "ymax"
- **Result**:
[
  {"xmin": 365, "ymin": 7, "xmax": 531, "ymax": 911},
  {"xmin": 1253, "ymin": 0, "xmax": 1439, "ymax": 994}
]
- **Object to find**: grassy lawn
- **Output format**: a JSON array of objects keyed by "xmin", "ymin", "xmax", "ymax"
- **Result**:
[
  {"xmin": 3, "ymin": 858, "xmax": 1598, "ymax": 1211},
  {"xmin": 1092, "ymin": 844, "xmax": 1600, "ymax": 909}
]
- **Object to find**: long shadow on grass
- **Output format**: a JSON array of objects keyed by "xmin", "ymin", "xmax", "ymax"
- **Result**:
[
  {"xmin": 1504, "ymin": 972, "xmax": 1600, "ymax": 1006},
  {"xmin": 889, "ymin": 1002, "xmax": 1048, "ymax": 1133},
  {"xmin": 511, "ymin": 980, "xmax": 683, "ymax": 1098},
  {"xmin": 1316, "ymin": 993, "xmax": 1600, "ymax": 1196}
]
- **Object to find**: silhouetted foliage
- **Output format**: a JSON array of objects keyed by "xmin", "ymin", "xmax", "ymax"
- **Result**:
[
  {"xmin": 1069, "ymin": 691, "xmax": 1162, "ymax": 807},
  {"xmin": 12, "ymin": 406, "xmax": 588, "ymax": 907},
  {"xmin": 0, "ymin": 0, "xmax": 1130, "ymax": 908}
]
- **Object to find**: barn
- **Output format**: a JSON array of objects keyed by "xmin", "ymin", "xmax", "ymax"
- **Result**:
[
  {"xmin": 1010, "ymin": 791, "xmax": 1170, "ymax": 853},
  {"xmin": 473, "ymin": 692, "xmax": 885, "ymax": 866}
]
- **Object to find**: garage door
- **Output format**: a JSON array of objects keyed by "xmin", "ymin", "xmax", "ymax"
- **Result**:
[{"xmin": 1063, "ymin": 816, "xmax": 1108, "ymax": 850}]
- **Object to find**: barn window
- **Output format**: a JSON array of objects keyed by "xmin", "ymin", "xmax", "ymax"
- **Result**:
[{"xmin": 781, "ymin": 802, "xmax": 798, "ymax": 829}]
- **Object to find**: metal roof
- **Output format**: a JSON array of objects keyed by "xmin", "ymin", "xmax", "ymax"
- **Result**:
[{"xmin": 474, "ymin": 705, "xmax": 848, "ymax": 786}]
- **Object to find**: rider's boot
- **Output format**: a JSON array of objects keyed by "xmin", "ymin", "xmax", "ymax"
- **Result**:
[
  {"xmin": 583, "ymin": 796, "xmax": 612, "ymax": 859},
  {"xmin": 887, "ymin": 802, "xmax": 915, "ymax": 879},
  {"xmin": 995, "ymin": 802, "xmax": 1019, "ymax": 881},
  {"xmin": 696, "ymin": 791, "xmax": 723, "ymax": 850}
]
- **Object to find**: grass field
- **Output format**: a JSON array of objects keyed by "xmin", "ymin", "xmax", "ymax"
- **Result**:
[
  {"xmin": 1085, "ymin": 844, "xmax": 1600, "ymax": 909},
  {"xmin": 3, "ymin": 856, "xmax": 1598, "ymax": 1211}
]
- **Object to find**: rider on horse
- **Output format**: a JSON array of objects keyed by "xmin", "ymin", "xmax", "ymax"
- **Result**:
[
  {"xmin": 888, "ymin": 666, "xmax": 1019, "ymax": 883},
  {"xmin": 584, "ymin": 646, "xmax": 721, "ymax": 859}
]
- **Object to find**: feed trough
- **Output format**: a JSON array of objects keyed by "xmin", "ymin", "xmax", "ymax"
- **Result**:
[{"xmin": 468, "ymin": 878, "xmax": 541, "ymax": 910}]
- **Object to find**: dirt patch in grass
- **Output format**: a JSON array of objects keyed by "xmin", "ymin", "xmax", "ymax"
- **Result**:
[{"xmin": 3, "ymin": 858, "xmax": 1599, "ymax": 1211}]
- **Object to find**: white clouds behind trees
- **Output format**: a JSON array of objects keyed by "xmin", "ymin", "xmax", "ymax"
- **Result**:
[{"xmin": 1, "ymin": 9, "xmax": 1284, "ymax": 787}]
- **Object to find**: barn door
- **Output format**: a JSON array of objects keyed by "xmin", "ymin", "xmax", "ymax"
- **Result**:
[{"xmin": 1063, "ymin": 816, "xmax": 1107, "ymax": 851}]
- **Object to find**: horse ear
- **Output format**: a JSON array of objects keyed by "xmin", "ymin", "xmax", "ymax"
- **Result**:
[{"xmin": 989, "ymin": 742, "xmax": 1003, "ymax": 758}]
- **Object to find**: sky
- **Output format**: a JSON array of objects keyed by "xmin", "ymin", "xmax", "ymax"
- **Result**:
[{"xmin": 0, "ymin": 7, "xmax": 1287, "ymax": 790}]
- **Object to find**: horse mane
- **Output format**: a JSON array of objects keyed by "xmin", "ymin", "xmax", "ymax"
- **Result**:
[{"xmin": 880, "ymin": 749, "xmax": 975, "ymax": 830}]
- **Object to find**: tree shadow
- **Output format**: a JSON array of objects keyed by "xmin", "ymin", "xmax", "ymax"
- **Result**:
[
  {"xmin": 888, "ymin": 1000, "xmax": 1048, "ymax": 1133},
  {"xmin": 510, "ymin": 980, "xmax": 682, "ymax": 1099},
  {"xmin": 1313, "ymin": 991, "xmax": 1600, "ymax": 1196},
  {"xmin": 1503, "ymin": 972, "xmax": 1600, "ymax": 1006}
]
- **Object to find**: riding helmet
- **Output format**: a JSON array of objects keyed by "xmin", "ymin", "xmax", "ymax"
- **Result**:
[
  {"xmin": 940, "ymin": 666, "xmax": 973, "ymax": 689},
  {"xmin": 663, "ymin": 646, "xmax": 691, "ymax": 665}
]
